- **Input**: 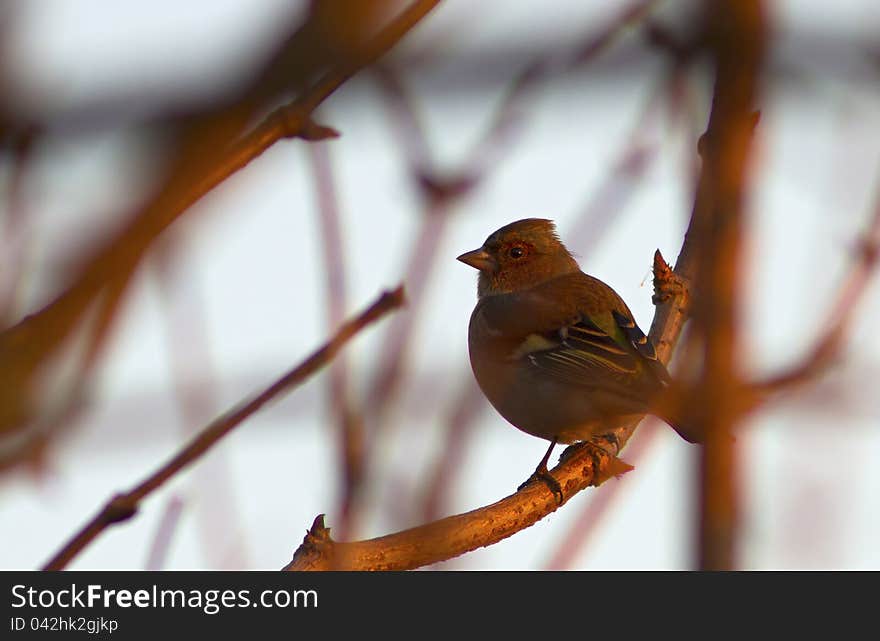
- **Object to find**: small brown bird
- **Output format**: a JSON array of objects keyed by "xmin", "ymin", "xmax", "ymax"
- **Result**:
[{"xmin": 458, "ymin": 218, "xmax": 694, "ymax": 496}]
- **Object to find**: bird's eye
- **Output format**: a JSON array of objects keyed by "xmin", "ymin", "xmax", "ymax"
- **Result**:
[{"xmin": 508, "ymin": 246, "xmax": 525, "ymax": 259}]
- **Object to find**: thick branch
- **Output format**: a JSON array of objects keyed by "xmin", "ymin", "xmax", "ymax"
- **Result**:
[
  {"xmin": 285, "ymin": 447, "xmax": 634, "ymax": 571},
  {"xmin": 42, "ymin": 287, "xmax": 405, "ymax": 571},
  {"xmin": 690, "ymin": 0, "xmax": 765, "ymax": 570}
]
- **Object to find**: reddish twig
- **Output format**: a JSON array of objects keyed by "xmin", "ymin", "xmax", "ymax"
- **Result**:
[
  {"xmin": 420, "ymin": 382, "xmax": 486, "ymax": 523},
  {"xmin": 565, "ymin": 68, "xmax": 678, "ymax": 253},
  {"xmin": 154, "ymin": 240, "xmax": 250, "ymax": 568},
  {"xmin": 543, "ymin": 419, "xmax": 661, "ymax": 569},
  {"xmin": 144, "ymin": 495, "xmax": 186, "ymax": 570},
  {"xmin": 365, "ymin": 0, "xmax": 667, "ymax": 419},
  {"xmin": 307, "ymin": 142, "xmax": 365, "ymax": 542},
  {"xmin": 755, "ymin": 197, "xmax": 880, "ymax": 394},
  {"xmin": 0, "ymin": 128, "xmax": 37, "ymax": 324},
  {"xmin": 41, "ymin": 286, "xmax": 405, "ymax": 570},
  {"xmin": 540, "ymin": 64, "xmax": 699, "ymax": 566},
  {"xmin": 0, "ymin": 0, "xmax": 441, "ymax": 450}
]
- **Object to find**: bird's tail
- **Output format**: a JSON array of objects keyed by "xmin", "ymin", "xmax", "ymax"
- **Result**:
[{"xmin": 654, "ymin": 405, "xmax": 703, "ymax": 444}]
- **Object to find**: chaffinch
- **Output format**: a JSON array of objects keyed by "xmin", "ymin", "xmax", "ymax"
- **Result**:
[{"xmin": 458, "ymin": 218, "xmax": 694, "ymax": 496}]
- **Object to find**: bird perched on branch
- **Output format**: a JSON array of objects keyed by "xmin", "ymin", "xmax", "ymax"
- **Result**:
[{"xmin": 457, "ymin": 218, "xmax": 695, "ymax": 499}]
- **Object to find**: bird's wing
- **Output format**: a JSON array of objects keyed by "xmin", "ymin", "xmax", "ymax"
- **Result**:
[
  {"xmin": 510, "ymin": 297, "xmax": 672, "ymax": 405},
  {"xmin": 477, "ymin": 271, "xmax": 671, "ymax": 390},
  {"xmin": 610, "ymin": 309, "xmax": 671, "ymax": 384},
  {"xmin": 515, "ymin": 314, "xmax": 644, "ymax": 388}
]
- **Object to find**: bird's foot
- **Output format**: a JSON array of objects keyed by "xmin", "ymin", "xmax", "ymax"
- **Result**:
[
  {"xmin": 517, "ymin": 465, "xmax": 563, "ymax": 504},
  {"xmin": 517, "ymin": 437, "xmax": 563, "ymax": 504}
]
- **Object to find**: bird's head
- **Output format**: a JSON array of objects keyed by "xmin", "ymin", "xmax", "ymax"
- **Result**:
[{"xmin": 457, "ymin": 218, "xmax": 579, "ymax": 297}]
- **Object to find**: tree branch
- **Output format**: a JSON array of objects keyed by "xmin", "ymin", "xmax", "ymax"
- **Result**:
[
  {"xmin": 688, "ymin": 0, "xmax": 765, "ymax": 570},
  {"xmin": 754, "ymin": 193, "xmax": 880, "ymax": 394},
  {"xmin": 0, "ymin": 0, "xmax": 441, "ymax": 454},
  {"xmin": 307, "ymin": 142, "xmax": 365, "ymax": 542},
  {"xmin": 284, "ymin": 448, "xmax": 634, "ymax": 571},
  {"xmin": 41, "ymin": 287, "xmax": 405, "ymax": 570}
]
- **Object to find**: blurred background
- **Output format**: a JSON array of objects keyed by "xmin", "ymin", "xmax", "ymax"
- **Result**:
[{"xmin": 1, "ymin": 0, "xmax": 879, "ymax": 570}]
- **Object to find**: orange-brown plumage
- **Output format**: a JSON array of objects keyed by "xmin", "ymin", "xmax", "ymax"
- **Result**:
[{"xmin": 458, "ymin": 218, "xmax": 697, "ymax": 452}]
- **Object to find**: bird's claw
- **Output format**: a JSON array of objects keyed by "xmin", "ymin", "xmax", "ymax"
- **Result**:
[
  {"xmin": 517, "ymin": 437, "xmax": 564, "ymax": 503},
  {"xmin": 517, "ymin": 467, "xmax": 564, "ymax": 505}
]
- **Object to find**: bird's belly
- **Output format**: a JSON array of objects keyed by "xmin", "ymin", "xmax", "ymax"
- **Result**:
[{"xmin": 471, "ymin": 352, "xmax": 620, "ymax": 444}]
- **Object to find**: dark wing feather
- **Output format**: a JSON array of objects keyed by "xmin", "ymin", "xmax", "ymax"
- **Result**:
[
  {"xmin": 611, "ymin": 309, "xmax": 671, "ymax": 384},
  {"xmin": 516, "ymin": 310, "xmax": 670, "ymax": 401},
  {"xmin": 519, "ymin": 315, "xmax": 642, "ymax": 390}
]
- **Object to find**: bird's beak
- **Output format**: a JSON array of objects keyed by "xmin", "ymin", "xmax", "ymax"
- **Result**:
[{"xmin": 457, "ymin": 247, "xmax": 496, "ymax": 272}]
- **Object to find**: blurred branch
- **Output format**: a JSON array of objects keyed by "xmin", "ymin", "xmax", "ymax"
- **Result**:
[
  {"xmin": 307, "ymin": 142, "xmax": 365, "ymax": 541},
  {"xmin": 755, "ymin": 196, "xmax": 880, "ymax": 394},
  {"xmin": 684, "ymin": 0, "xmax": 765, "ymax": 570},
  {"xmin": 0, "ymin": 0, "xmax": 441, "ymax": 456},
  {"xmin": 0, "ymin": 127, "xmax": 38, "ymax": 325},
  {"xmin": 414, "ymin": 6, "xmax": 678, "ymax": 526},
  {"xmin": 364, "ymin": 67, "xmax": 471, "ymax": 420},
  {"xmin": 543, "ymin": 419, "xmax": 662, "ymax": 570},
  {"xmin": 420, "ymin": 381, "xmax": 485, "ymax": 523},
  {"xmin": 42, "ymin": 286, "xmax": 405, "ymax": 570},
  {"xmin": 565, "ymin": 65, "xmax": 681, "ymax": 253},
  {"xmin": 0, "ymin": 269, "xmax": 133, "ymax": 472},
  {"xmin": 154, "ymin": 241, "xmax": 249, "ymax": 568},
  {"xmin": 365, "ymin": 0, "xmax": 667, "ymax": 418},
  {"xmin": 144, "ymin": 495, "xmax": 186, "ymax": 570}
]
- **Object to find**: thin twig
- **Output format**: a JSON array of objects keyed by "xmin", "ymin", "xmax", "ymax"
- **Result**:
[
  {"xmin": 154, "ymin": 241, "xmax": 250, "ymax": 568},
  {"xmin": 41, "ymin": 287, "xmax": 405, "ymax": 570},
  {"xmin": 0, "ymin": 0, "xmax": 441, "ymax": 447},
  {"xmin": 573, "ymin": 0, "xmax": 663, "ymax": 65},
  {"xmin": 365, "ymin": 68, "xmax": 466, "ymax": 420},
  {"xmin": 0, "ymin": 128, "xmax": 37, "ymax": 324},
  {"xmin": 365, "ymin": 0, "xmax": 666, "ymax": 418},
  {"xmin": 755, "ymin": 197, "xmax": 880, "ymax": 394},
  {"xmin": 307, "ymin": 142, "xmax": 365, "ymax": 542},
  {"xmin": 538, "ymin": 65, "xmax": 700, "ymax": 565},
  {"xmin": 543, "ymin": 419, "xmax": 661, "ymax": 569},
  {"xmin": 565, "ymin": 67, "xmax": 677, "ymax": 253},
  {"xmin": 144, "ymin": 496, "xmax": 186, "ymax": 570},
  {"xmin": 415, "ymin": 5, "xmax": 673, "ymax": 526},
  {"xmin": 420, "ymin": 382, "xmax": 486, "ymax": 523}
]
